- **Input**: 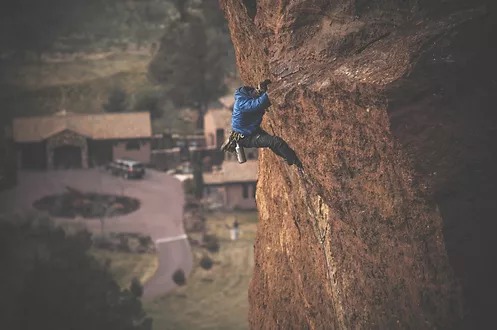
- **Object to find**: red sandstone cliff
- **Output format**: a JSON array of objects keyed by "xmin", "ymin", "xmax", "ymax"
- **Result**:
[{"xmin": 220, "ymin": 1, "xmax": 496, "ymax": 328}]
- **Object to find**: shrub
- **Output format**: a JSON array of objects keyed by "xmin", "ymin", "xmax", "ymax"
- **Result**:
[
  {"xmin": 183, "ymin": 178, "xmax": 195, "ymax": 196},
  {"xmin": 172, "ymin": 269, "xmax": 186, "ymax": 286},
  {"xmin": 199, "ymin": 255, "xmax": 213, "ymax": 270},
  {"xmin": 133, "ymin": 89, "xmax": 163, "ymax": 119},
  {"xmin": 93, "ymin": 235, "xmax": 114, "ymax": 251},
  {"xmin": 130, "ymin": 277, "xmax": 143, "ymax": 298},
  {"xmin": 202, "ymin": 234, "xmax": 220, "ymax": 253},
  {"xmin": 117, "ymin": 235, "xmax": 130, "ymax": 252},
  {"xmin": 103, "ymin": 87, "xmax": 128, "ymax": 113},
  {"xmin": 138, "ymin": 235, "xmax": 153, "ymax": 248}
]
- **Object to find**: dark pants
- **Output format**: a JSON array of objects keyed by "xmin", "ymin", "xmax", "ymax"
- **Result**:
[{"xmin": 239, "ymin": 128, "xmax": 301, "ymax": 166}]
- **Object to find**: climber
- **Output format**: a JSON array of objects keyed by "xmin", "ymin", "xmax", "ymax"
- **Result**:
[{"xmin": 221, "ymin": 79, "xmax": 303, "ymax": 169}]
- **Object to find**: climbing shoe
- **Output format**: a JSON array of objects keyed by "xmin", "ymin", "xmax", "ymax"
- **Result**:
[{"xmin": 287, "ymin": 157, "xmax": 303, "ymax": 170}]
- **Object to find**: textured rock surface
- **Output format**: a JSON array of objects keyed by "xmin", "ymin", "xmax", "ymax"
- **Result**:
[{"xmin": 220, "ymin": 0, "xmax": 495, "ymax": 328}]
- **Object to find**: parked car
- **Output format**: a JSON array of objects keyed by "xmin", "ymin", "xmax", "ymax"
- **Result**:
[{"xmin": 106, "ymin": 159, "xmax": 145, "ymax": 179}]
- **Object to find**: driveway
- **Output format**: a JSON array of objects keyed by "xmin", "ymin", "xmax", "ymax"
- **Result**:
[{"xmin": 0, "ymin": 168, "xmax": 192, "ymax": 299}]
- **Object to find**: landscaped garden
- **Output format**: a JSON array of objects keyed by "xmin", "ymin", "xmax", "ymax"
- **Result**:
[{"xmin": 33, "ymin": 187, "xmax": 140, "ymax": 218}]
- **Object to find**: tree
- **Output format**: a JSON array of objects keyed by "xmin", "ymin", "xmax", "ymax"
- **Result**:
[
  {"xmin": 103, "ymin": 87, "xmax": 128, "ymax": 113},
  {"xmin": 192, "ymin": 151, "xmax": 204, "ymax": 199},
  {"xmin": 0, "ymin": 0, "xmax": 178, "ymax": 57},
  {"xmin": 0, "ymin": 0, "xmax": 109, "ymax": 57},
  {"xmin": 133, "ymin": 89, "xmax": 164, "ymax": 119},
  {"xmin": 0, "ymin": 215, "xmax": 152, "ymax": 330},
  {"xmin": 130, "ymin": 277, "xmax": 144, "ymax": 298},
  {"xmin": 148, "ymin": 1, "xmax": 232, "ymax": 128}
]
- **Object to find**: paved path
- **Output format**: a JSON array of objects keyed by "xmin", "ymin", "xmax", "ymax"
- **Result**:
[{"xmin": 0, "ymin": 168, "xmax": 192, "ymax": 299}]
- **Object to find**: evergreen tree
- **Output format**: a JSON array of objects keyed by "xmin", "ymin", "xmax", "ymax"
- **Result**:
[
  {"xmin": 133, "ymin": 89, "xmax": 164, "ymax": 119},
  {"xmin": 0, "ymin": 216, "xmax": 152, "ymax": 330},
  {"xmin": 148, "ymin": 1, "xmax": 232, "ymax": 128},
  {"xmin": 103, "ymin": 87, "xmax": 128, "ymax": 113}
]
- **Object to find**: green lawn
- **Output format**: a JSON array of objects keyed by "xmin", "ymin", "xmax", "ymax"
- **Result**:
[{"xmin": 146, "ymin": 211, "xmax": 258, "ymax": 330}]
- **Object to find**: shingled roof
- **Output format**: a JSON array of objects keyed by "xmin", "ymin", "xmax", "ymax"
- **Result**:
[
  {"xmin": 13, "ymin": 112, "xmax": 152, "ymax": 143},
  {"xmin": 203, "ymin": 160, "xmax": 258, "ymax": 185}
]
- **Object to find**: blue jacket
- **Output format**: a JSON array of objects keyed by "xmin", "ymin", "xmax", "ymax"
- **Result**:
[{"xmin": 231, "ymin": 86, "xmax": 271, "ymax": 136}]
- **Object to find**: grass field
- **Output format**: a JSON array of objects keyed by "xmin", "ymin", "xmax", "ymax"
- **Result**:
[
  {"xmin": 90, "ymin": 248, "xmax": 159, "ymax": 289},
  {"xmin": 0, "ymin": 50, "xmax": 200, "ymax": 134},
  {"xmin": 56, "ymin": 221, "xmax": 159, "ymax": 290},
  {"xmin": 146, "ymin": 210, "xmax": 258, "ymax": 330},
  {"xmin": 0, "ymin": 52, "xmax": 151, "ymax": 89},
  {"xmin": 0, "ymin": 52, "xmax": 154, "ymax": 119}
]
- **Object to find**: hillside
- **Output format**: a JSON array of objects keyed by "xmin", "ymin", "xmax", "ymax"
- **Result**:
[
  {"xmin": 220, "ymin": 0, "xmax": 496, "ymax": 328},
  {"xmin": 0, "ymin": 52, "xmax": 152, "ymax": 118}
]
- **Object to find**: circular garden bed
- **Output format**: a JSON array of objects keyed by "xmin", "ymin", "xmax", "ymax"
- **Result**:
[{"xmin": 33, "ymin": 192, "xmax": 140, "ymax": 218}]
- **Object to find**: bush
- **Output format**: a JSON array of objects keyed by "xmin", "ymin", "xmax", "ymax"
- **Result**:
[
  {"xmin": 93, "ymin": 235, "xmax": 115, "ymax": 251},
  {"xmin": 183, "ymin": 178, "xmax": 195, "ymax": 196},
  {"xmin": 130, "ymin": 277, "xmax": 144, "ymax": 298},
  {"xmin": 199, "ymin": 255, "xmax": 213, "ymax": 270},
  {"xmin": 103, "ymin": 87, "xmax": 128, "ymax": 113},
  {"xmin": 172, "ymin": 269, "xmax": 186, "ymax": 286},
  {"xmin": 202, "ymin": 234, "xmax": 220, "ymax": 253},
  {"xmin": 0, "ymin": 216, "xmax": 151, "ymax": 329},
  {"xmin": 133, "ymin": 89, "xmax": 164, "ymax": 119},
  {"xmin": 138, "ymin": 235, "xmax": 151, "ymax": 246},
  {"xmin": 118, "ymin": 235, "xmax": 130, "ymax": 252}
]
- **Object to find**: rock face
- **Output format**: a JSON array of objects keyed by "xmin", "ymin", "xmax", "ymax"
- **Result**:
[{"xmin": 220, "ymin": 0, "xmax": 496, "ymax": 328}]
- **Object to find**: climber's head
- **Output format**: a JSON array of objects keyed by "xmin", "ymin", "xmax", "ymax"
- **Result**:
[{"xmin": 241, "ymin": 86, "xmax": 257, "ymax": 98}]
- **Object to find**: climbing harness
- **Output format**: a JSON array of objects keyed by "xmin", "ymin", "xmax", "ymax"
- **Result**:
[
  {"xmin": 221, "ymin": 131, "xmax": 247, "ymax": 164},
  {"xmin": 220, "ymin": 131, "xmax": 244, "ymax": 153}
]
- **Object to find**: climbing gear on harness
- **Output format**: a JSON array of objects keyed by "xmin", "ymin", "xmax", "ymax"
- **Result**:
[
  {"xmin": 235, "ymin": 143, "xmax": 247, "ymax": 164},
  {"xmin": 222, "ymin": 131, "xmax": 247, "ymax": 164},
  {"xmin": 220, "ymin": 131, "xmax": 244, "ymax": 153}
]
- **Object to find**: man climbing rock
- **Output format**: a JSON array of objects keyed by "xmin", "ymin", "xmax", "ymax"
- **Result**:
[{"xmin": 222, "ymin": 79, "xmax": 303, "ymax": 169}]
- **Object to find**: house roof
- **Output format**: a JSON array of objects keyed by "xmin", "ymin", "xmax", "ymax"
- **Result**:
[
  {"xmin": 205, "ymin": 107, "xmax": 232, "ymax": 131},
  {"xmin": 204, "ymin": 160, "xmax": 258, "ymax": 185},
  {"xmin": 13, "ymin": 112, "xmax": 152, "ymax": 142}
]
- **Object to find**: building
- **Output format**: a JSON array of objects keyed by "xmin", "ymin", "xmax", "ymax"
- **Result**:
[
  {"xmin": 203, "ymin": 107, "xmax": 232, "ymax": 150},
  {"xmin": 203, "ymin": 106, "xmax": 258, "ymax": 163},
  {"xmin": 13, "ymin": 111, "xmax": 152, "ymax": 169},
  {"xmin": 218, "ymin": 94, "xmax": 235, "ymax": 110},
  {"xmin": 203, "ymin": 160, "xmax": 258, "ymax": 210}
]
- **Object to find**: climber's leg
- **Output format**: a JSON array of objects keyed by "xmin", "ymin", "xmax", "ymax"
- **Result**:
[{"xmin": 239, "ymin": 129, "xmax": 302, "ymax": 168}]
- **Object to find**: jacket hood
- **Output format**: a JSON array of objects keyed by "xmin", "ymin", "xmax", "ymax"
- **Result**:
[{"xmin": 235, "ymin": 86, "xmax": 255, "ymax": 99}]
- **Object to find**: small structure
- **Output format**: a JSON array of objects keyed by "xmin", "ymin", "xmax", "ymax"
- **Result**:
[
  {"xmin": 218, "ymin": 94, "xmax": 235, "ymax": 110},
  {"xmin": 13, "ymin": 111, "xmax": 152, "ymax": 169},
  {"xmin": 230, "ymin": 218, "xmax": 240, "ymax": 240},
  {"xmin": 203, "ymin": 106, "xmax": 258, "ymax": 162},
  {"xmin": 203, "ymin": 107, "xmax": 232, "ymax": 150},
  {"xmin": 203, "ymin": 160, "xmax": 258, "ymax": 210}
]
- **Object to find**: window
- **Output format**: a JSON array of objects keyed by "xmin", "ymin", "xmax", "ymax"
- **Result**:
[
  {"xmin": 242, "ymin": 183, "xmax": 249, "ymax": 199},
  {"xmin": 252, "ymin": 183, "xmax": 256, "ymax": 198},
  {"xmin": 125, "ymin": 140, "xmax": 140, "ymax": 150}
]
